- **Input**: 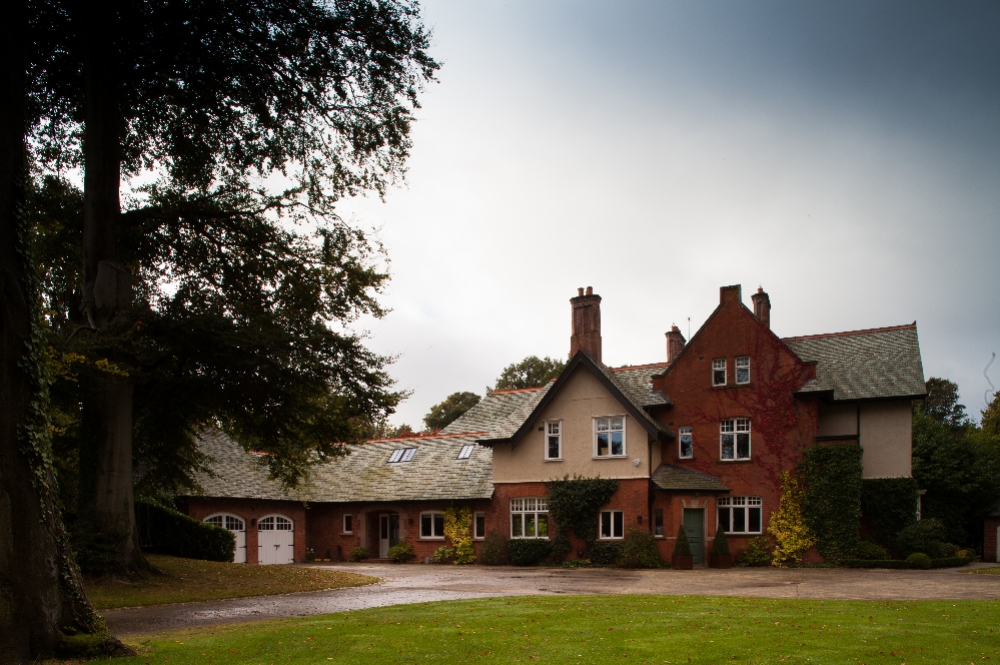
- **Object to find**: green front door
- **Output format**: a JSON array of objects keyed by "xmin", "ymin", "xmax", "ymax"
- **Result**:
[{"xmin": 683, "ymin": 509, "xmax": 704, "ymax": 564}]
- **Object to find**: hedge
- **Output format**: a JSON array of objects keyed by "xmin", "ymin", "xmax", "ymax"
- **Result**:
[
  {"xmin": 799, "ymin": 443, "xmax": 863, "ymax": 563},
  {"xmin": 507, "ymin": 538, "xmax": 553, "ymax": 566},
  {"xmin": 861, "ymin": 477, "xmax": 919, "ymax": 548},
  {"xmin": 135, "ymin": 500, "xmax": 235, "ymax": 562},
  {"xmin": 841, "ymin": 556, "xmax": 970, "ymax": 569}
]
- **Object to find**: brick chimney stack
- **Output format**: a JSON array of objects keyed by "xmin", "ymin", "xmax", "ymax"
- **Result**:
[
  {"xmin": 570, "ymin": 286, "xmax": 602, "ymax": 363},
  {"xmin": 752, "ymin": 287, "xmax": 771, "ymax": 329},
  {"xmin": 665, "ymin": 325, "xmax": 686, "ymax": 364}
]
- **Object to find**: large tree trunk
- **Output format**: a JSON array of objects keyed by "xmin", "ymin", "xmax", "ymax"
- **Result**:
[
  {"xmin": 76, "ymin": 0, "xmax": 146, "ymax": 574},
  {"xmin": 0, "ymin": 1, "xmax": 127, "ymax": 659}
]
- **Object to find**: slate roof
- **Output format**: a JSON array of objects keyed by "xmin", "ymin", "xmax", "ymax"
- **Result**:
[
  {"xmin": 189, "ymin": 429, "xmax": 494, "ymax": 503},
  {"xmin": 783, "ymin": 324, "xmax": 926, "ymax": 402},
  {"xmin": 651, "ymin": 464, "xmax": 729, "ymax": 492},
  {"xmin": 442, "ymin": 385, "xmax": 552, "ymax": 439},
  {"xmin": 610, "ymin": 363, "xmax": 672, "ymax": 408}
]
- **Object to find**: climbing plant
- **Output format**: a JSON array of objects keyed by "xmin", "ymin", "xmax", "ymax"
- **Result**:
[
  {"xmin": 861, "ymin": 477, "xmax": 919, "ymax": 549},
  {"xmin": 444, "ymin": 506, "xmax": 475, "ymax": 564},
  {"xmin": 799, "ymin": 443, "xmax": 863, "ymax": 563},
  {"xmin": 546, "ymin": 475, "xmax": 618, "ymax": 560},
  {"xmin": 768, "ymin": 471, "xmax": 815, "ymax": 566}
]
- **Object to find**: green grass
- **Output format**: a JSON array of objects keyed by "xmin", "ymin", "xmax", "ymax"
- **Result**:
[
  {"xmin": 966, "ymin": 566, "xmax": 1000, "ymax": 575},
  {"xmin": 94, "ymin": 595, "xmax": 1000, "ymax": 664},
  {"xmin": 84, "ymin": 554, "xmax": 377, "ymax": 609}
]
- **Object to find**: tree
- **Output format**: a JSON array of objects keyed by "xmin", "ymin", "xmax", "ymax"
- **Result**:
[
  {"xmin": 27, "ymin": 0, "xmax": 438, "ymax": 572},
  {"xmin": 921, "ymin": 377, "xmax": 969, "ymax": 429},
  {"xmin": 493, "ymin": 356, "xmax": 566, "ymax": 391},
  {"xmin": 424, "ymin": 392, "xmax": 481, "ymax": 431},
  {"xmin": 982, "ymin": 391, "xmax": 1000, "ymax": 437}
]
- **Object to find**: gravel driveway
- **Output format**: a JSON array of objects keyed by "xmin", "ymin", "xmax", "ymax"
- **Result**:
[{"xmin": 104, "ymin": 562, "xmax": 1000, "ymax": 637}]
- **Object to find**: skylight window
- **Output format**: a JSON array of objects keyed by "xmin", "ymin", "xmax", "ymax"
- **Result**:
[
  {"xmin": 457, "ymin": 445, "xmax": 475, "ymax": 460},
  {"xmin": 388, "ymin": 448, "xmax": 417, "ymax": 464}
]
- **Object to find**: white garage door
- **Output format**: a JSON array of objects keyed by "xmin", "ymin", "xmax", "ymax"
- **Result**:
[
  {"xmin": 258, "ymin": 515, "xmax": 294, "ymax": 564},
  {"xmin": 204, "ymin": 514, "xmax": 247, "ymax": 564}
]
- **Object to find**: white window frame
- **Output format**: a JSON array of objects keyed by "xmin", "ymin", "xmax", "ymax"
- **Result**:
[
  {"xmin": 593, "ymin": 416, "xmax": 626, "ymax": 458},
  {"xmin": 544, "ymin": 420, "xmax": 562, "ymax": 460},
  {"xmin": 258, "ymin": 514, "xmax": 293, "ymax": 531},
  {"xmin": 510, "ymin": 497, "xmax": 549, "ymax": 539},
  {"xmin": 720, "ymin": 418, "xmax": 751, "ymax": 460},
  {"xmin": 736, "ymin": 356, "xmax": 750, "ymax": 384},
  {"xmin": 678, "ymin": 426, "xmax": 693, "ymax": 459},
  {"xmin": 712, "ymin": 358, "xmax": 727, "ymax": 386},
  {"xmin": 205, "ymin": 513, "xmax": 245, "ymax": 532},
  {"xmin": 388, "ymin": 447, "xmax": 417, "ymax": 464},
  {"xmin": 474, "ymin": 511, "xmax": 486, "ymax": 540},
  {"xmin": 717, "ymin": 496, "xmax": 763, "ymax": 534},
  {"xmin": 457, "ymin": 444, "xmax": 475, "ymax": 460},
  {"xmin": 419, "ymin": 511, "xmax": 445, "ymax": 539},
  {"xmin": 654, "ymin": 508, "xmax": 664, "ymax": 537},
  {"xmin": 342, "ymin": 514, "xmax": 353, "ymax": 534},
  {"xmin": 599, "ymin": 510, "xmax": 624, "ymax": 540}
]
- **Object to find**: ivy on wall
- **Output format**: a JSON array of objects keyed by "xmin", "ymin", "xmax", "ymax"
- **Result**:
[
  {"xmin": 861, "ymin": 477, "xmax": 919, "ymax": 549},
  {"xmin": 443, "ymin": 506, "xmax": 475, "ymax": 564},
  {"xmin": 546, "ymin": 475, "xmax": 618, "ymax": 561},
  {"xmin": 799, "ymin": 443, "xmax": 863, "ymax": 563}
]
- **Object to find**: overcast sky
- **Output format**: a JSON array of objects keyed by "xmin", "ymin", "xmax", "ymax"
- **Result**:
[{"xmin": 337, "ymin": 0, "xmax": 1000, "ymax": 428}]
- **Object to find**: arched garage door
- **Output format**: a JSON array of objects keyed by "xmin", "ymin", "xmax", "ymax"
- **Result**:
[
  {"xmin": 258, "ymin": 515, "xmax": 294, "ymax": 564},
  {"xmin": 204, "ymin": 513, "xmax": 246, "ymax": 563}
]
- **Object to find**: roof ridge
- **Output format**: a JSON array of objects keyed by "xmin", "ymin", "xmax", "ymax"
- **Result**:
[
  {"xmin": 782, "ymin": 322, "xmax": 916, "ymax": 342},
  {"xmin": 610, "ymin": 362, "xmax": 670, "ymax": 372},
  {"xmin": 364, "ymin": 431, "xmax": 488, "ymax": 444},
  {"xmin": 489, "ymin": 386, "xmax": 544, "ymax": 395}
]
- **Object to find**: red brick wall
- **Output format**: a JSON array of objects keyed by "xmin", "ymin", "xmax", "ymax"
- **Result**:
[
  {"xmin": 984, "ymin": 518, "xmax": 1000, "ymax": 563},
  {"xmin": 185, "ymin": 498, "xmax": 307, "ymax": 564}
]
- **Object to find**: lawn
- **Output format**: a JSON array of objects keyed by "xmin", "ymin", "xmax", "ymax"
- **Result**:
[
  {"xmin": 97, "ymin": 595, "xmax": 998, "ymax": 665},
  {"xmin": 84, "ymin": 555, "xmax": 377, "ymax": 609},
  {"xmin": 966, "ymin": 566, "xmax": 1000, "ymax": 575}
]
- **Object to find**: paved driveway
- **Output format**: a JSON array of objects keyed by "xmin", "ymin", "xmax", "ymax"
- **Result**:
[{"xmin": 104, "ymin": 562, "xmax": 1000, "ymax": 637}]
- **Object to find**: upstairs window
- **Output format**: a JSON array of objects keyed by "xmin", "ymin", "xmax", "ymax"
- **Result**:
[
  {"xmin": 594, "ymin": 416, "xmax": 625, "ymax": 457},
  {"xmin": 457, "ymin": 444, "xmax": 475, "ymax": 460},
  {"xmin": 545, "ymin": 421, "xmax": 562, "ymax": 460},
  {"xmin": 720, "ymin": 418, "xmax": 751, "ymax": 460},
  {"xmin": 712, "ymin": 358, "xmax": 727, "ymax": 386},
  {"xmin": 736, "ymin": 356, "xmax": 750, "ymax": 384},
  {"xmin": 510, "ymin": 497, "xmax": 548, "ymax": 539},
  {"xmin": 718, "ymin": 496, "xmax": 762, "ymax": 534},
  {"xmin": 388, "ymin": 448, "xmax": 417, "ymax": 464},
  {"xmin": 679, "ymin": 426, "xmax": 693, "ymax": 459}
]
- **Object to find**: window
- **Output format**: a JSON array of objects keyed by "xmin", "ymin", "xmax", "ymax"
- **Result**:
[
  {"xmin": 720, "ymin": 418, "xmax": 751, "ymax": 460},
  {"xmin": 717, "ymin": 496, "xmax": 762, "ymax": 534},
  {"xmin": 457, "ymin": 444, "xmax": 474, "ymax": 460},
  {"xmin": 388, "ymin": 447, "xmax": 416, "ymax": 463},
  {"xmin": 510, "ymin": 497, "xmax": 548, "ymax": 538},
  {"xmin": 343, "ymin": 514, "xmax": 353, "ymax": 534},
  {"xmin": 258, "ymin": 515, "xmax": 292, "ymax": 531},
  {"xmin": 600, "ymin": 510, "xmax": 624, "ymax": 539},
  {"xmin": 420, "ymin": 512, "xmax": 445, "ymax": 539},
  {"xmin": 712, "ymin": 358, "xmax": 727, "ymax": 386},
  {"xmin": 205, "ymin": 514, "xmax": 244, "ymax": 531},
  {"xmin": 545, "ymin": 421, "xmax": 562, "ymax": 460},
  {"xmin": 679, "ymin": 426, "xmax": 693, "ymax": 459},
  {"xmin": 736, "ymin": 356, "xmax": 750, "ymax": 384},
  {"xmin": 654, "ymin": 508, "xmax": 664, "ymax": 537},
  {"xmin": 594, "ymin": 416, "xmax": 625, "ymax": 457},
  {"xmin": 474, "ymin": 512, "xmax": 486, "ymax": 539}
]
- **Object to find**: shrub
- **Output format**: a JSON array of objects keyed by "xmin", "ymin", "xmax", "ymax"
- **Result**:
[
  {"xmin": 72, "ymin": 510, "xmax": 132, "ymax": 575},
  {"xmin": 799, "ymin": 443, "xmax": 863, "ymax": 563},
  {"xmin": 388, "ymin": 542, "xmax": 416, "ymax": 563},
  {"xmin": 769, "ymin": 471, "xmax": 816, "ymax": 566},
  {"xmin": 619, "ymin": 528, "xmax": 662, "ymax": 568},
  {"xmin": 507, "ymin": 538, "xmax": 553, "ymax": 566},
  {"xmin": 672, "ymin": 525, "xmax": 692, "ymax": 557},
  {"xmin": 842, "ymin": 559, "xmax": 911, "ymax": 569},
  {"xmin": 454, "ymin": 541, "xmax": 476, "ymax": 565},
  {"xmin": 444, "ymin": 506, "xmax": 476, "ymax": 564},
  {"xmin": 133, "ymin": 501, "xmax": 235, "ymax": 563},
  {"xmin": 478, "ymin": 532, "xmax": 507, "ymax": 565},
  {"xmin": 930, "ymin": 556, "xmax": 972, "ymax": 568},
  {"xmin": 431, "ymin": 546, "xmax": 454, "ymax": 564},
  {"xmin": 711, "ymin": 530, "xmax": 730, "ymax": 556},
  {"xmin": 589, "ymin": 541, "xmax": 622, "ymax": 566},
  {"xmin": 350, "ymin": 547, "xmax": 370, "ymax": 561},
  {"xmin": 906, "ymin": 552, "xmax": 932, "ymax": 569},
  {"xmin": 734, "ymin": 536, "xmax": 771, "ymax": 567},
  {"xmin": 896, "ymin": 518, "xmax": 949, "ymax": 558},
  {"xmin": 861, "ymin": 477, "xmax": 919, "ymax": 548},
  {"xmin": 940, "ymin": 542, "xmax": 960, "ymax": 558},
  {"xmin": 855, "ymin": 540, "xmax": 889, "ymax": 561}
]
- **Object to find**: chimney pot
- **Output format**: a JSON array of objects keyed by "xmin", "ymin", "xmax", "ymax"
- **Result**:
[
  {"xmin": 570, "ymin": 287, "xmax": 602, "ymax": 363},
  {"xmin": 752, "ymin": 287, "xmax": 771, "ymax": 329},
  {"xmin": 578, "ymin": 287, "xmax": 585, "ymax": 296},
  {"xmin": 586, "ymin": 286, "xmax": 593, "ymax": 296}
]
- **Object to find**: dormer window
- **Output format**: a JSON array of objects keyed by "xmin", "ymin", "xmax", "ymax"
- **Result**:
[
  {"xmin": 736, "ymin": 356, "xmax": 750, "ymax": 384},
  {"xmin": 712, "ymin": 358, "xmax": 727, "ymax": 386},
  {"xmin": 457, "ymin": 444, "xmax": 474, "ymax": 460},
  {"xmin": 388, "ymin": 447, "xmax": 416, "ymax": 463}
]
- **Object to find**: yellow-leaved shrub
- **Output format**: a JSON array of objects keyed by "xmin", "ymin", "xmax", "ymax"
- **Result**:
[
  {"xmin": 444, "ymin": 506, "xmax": 475, "ymax": 564},
  {"xmin": 768, "ymin": 471, "xmax": 815, "ymax": 566}
]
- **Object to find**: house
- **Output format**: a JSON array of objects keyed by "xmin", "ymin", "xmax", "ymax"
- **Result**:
[{"xmin": 179, "ymin": 284, "xmax": 926, "ymax": 564}]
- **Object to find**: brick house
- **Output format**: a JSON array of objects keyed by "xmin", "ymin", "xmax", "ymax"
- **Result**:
[{"xmin": 180, "ymin": 284, "xmax": 925, "ymax": 565}]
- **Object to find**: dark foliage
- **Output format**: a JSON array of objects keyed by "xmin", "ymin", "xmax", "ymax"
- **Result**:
[
  {"xmin": 855, "ymin": 540, "xmax": 889, "ymax": 560},
  {"xmin": 895, "ymin": 518, "xmax": 952, "ymax": 559},
  {"xmin": 921, "ymin": 377, "xmax": 969, "ymax": 428},
  {"xmin": 545, "ymin": 475, "xmax": 618, "ymax": 560},
  {"xmin": 619, "ymin": 528, "xmax": 662, "ymax": 568},
  {"xmin": 589, "ymin": 541, "xmax": 623, "ymax": 566},
  {"xmin": 71, "ymin": 511, "xmax": 131, "ymax": 575},
  {"xmin": 905, "ymin": 552, "xmax": 932, "ymax": 569},
  {"xmin": 507, "ymin": 539, "xmax": 553, "ymax": 566},
  {"xmin": 478, "ymin": 532, "xmax": 508, "ymax": 566},
  {"xmin": 387, "ymin": 542, "xmax": 415, "ymax": 563},
  {"xmin": 493, "ymin": 356, "xmax": 566, "ymax": 391},
  {"xmin": 671, "ymin": 525, "xmax": 692, "ymax": 557},
  {"xmin": 734, "ymin": 535, "xmax": 772, "ymax": 567},
  {"xmin": 711, "ymin": 529, "xmax": 731, "ymax": 556},
  {"xmin": 423, "ymin": 391, "xmax": 480, "ymax": 431},
  {"xmin": 861, "ymin": 477, "xmax": 919, "ymax": 549},
  {"xmin": 800, "ymin": 443, "xmax": 863, "ymax": 563},
  {"xmin": 350, "ymin": 547, "xmax": 370, "ymax": 562},
  {"xmin": 134, "ymin": 500, "xmax": 234, "ymax": 562}
]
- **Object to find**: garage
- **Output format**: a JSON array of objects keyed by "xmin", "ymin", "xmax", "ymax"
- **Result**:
[
  {"xmin": 257, "ymin": 515, "xmax": 294, "ymax": 564},
  {"xmin": 204, "ymin": 513, "xmax": 247, "ymax": 563}
]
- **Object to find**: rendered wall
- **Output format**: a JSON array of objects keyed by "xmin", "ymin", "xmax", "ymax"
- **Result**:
[{"xmin": 860, "ymin": 401, "xmax": 912, "ymax": 478}]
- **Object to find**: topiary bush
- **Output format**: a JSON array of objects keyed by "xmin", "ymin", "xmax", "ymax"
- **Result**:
[
  {"xmin": 906, "ymin": 552, "xmax": 932, "ymax": 569},
  {"xmin": 711, "ymin": 530, "xmax": 731, "ymax": 556},
  {"xmin": 507, "ymin": 538, "xmax": 553, "ymax": 566},
  {"xmin": 478, "ymin": 532, "xmax": 508, "ymax": 565},
  {"xmin": 672, "ymin": 524, "xmax": 692, "ymax": 557},
  {"xmin": 896, "ymin": 518, "xmax": 950, "ymax": 558},
  {"xmin": 431, "ymin": 546, "xmax": 454, "ymax": 564},
  {"xmin": 855, "ymin": 540, "xmax": 889, "ymax": 561},
  {"xmin": 133, "ymin": 500, "xmax": 235, "ymax": 563},
  {"xmin": 388, "ymin": 542, "xmax": 416, "ymax": 563},
  {"xmin": 734, "ymin": 535, "xmax": 771, "ymax": 567},
  {"xmin": 619, "ymin": 528, "xmax": 662, "ymax": 568},
  {"xmin": 350, "ymin": 546, "xmax": 370, "ymax": 561},
  {"xmin": 589, "ymin": 541, "xmax": 622, "ymax": 566}
]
